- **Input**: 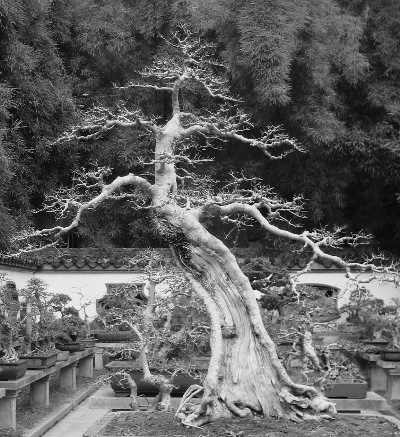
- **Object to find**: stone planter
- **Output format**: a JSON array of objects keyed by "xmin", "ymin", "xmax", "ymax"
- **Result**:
[
  {"xmin": 0, "ymin": 360, "xmax": 28, "ymax": 380},
  {"xmin": 324, "ymin": 382, "xmax": 368, "ymax": 399},
  {"xmin": 105, "ymin": 361, "xmax": 203, "ymax": 396},
  {"xmin": 56, "ymin": 350, "xmax": 70, "ymax": 361},
  {"xmin": 55, "ymin": 342, "xmax": 82, "ymax": 353},
  {"xmin": 19, "ymin": 351, "xmax": 58, "ymax": 369},
  {"xmin": 380, "ymin": 350, "xmax": 400, "ymax": 361}
]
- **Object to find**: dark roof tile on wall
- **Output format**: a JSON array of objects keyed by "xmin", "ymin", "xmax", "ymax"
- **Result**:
[
  {"xmin": 27, "ymin": 248, "xmax": 172, "ymax": 271},
  {"xmin": 0, "ymin": 254, "xmax": 38, "ymax": 270}
]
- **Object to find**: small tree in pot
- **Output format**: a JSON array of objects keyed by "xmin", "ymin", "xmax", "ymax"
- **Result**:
[{"xmin": 101, "ymin": 251, "xmax": 209, "ymax": 411}]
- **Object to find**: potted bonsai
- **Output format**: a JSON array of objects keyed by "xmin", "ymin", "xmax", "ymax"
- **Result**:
[
  {"xmin": 100, "ymin": 253, "xmax": 211, "ymax": 410},
  {"xmin": 322, "ymin": 349, "xmax": 368, "ymax": 399},
  {"xmin": 341, "ymin": 290, "xmax": 400, "ymax": 360},
  {"xmin": 0, "ymin": 349, "xmax": 28, "ymax": 381},
  {"xmin": 16, "ymin": 279, "xmax": 60, "ymax": 368},
  {"xmin": 48, "ymin": 293, "xmax": 87, "ymax": 353},
  {"xmin": 0, "ymin": 275, "xmax": 28, "ymax": 380}
]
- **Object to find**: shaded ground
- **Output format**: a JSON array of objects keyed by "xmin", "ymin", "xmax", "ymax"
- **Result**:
[{"xmin": 102, "ymin": 411, "xmax": 400, "ymax": 437}]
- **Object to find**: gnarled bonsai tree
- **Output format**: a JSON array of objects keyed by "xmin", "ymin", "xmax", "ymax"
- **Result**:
[
  {"xmin": 99, "ymin": 250, "xmax": 209, "ymax": 411},
  {"xmin": 11, "ymin": 29, "xmax": 400, "ymax": 425}
]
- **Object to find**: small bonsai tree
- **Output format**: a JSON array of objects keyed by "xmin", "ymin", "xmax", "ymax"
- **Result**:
[
  {"xmin": 48, "ymin": 292, "xmax": 87, "ymax": 342},
  {"xmin": 17, "ymin": 278, "xmax": 68, "ymax": 355},
  {"xmin": 100, "ymin": 250, "xmax": 210, "ymax": 411}
]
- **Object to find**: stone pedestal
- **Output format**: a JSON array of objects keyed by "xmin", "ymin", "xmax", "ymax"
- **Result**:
[
  {"xmin": 385, "ymin": 368, "xmax": 400, "ymax": 401},
  {"xmin": 94, "ymin": 348, "xmax": 104, "ymax": 370},
  {"xmin": 0, "ymin": 390, "xmax": 18, "ymax": 429},
  {"xmin": 30, "ymin": 375, "xmax": 50, "ymax": 407},
  {"xmin": 60, "ymin": 362, "xmax": 78, "ymax": 392},
  {"xmin": 80, "ymin": 354, "xmax": 94, "ymax": 378},
  {"xmin": 370, "ymin": 363, "xmax": 387, "ymax": 392}
]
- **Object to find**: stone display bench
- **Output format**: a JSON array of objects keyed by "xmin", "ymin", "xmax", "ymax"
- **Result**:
[
  {"xmin": 93, "ymin": 343, "xmax": 128, "ymax": 370},
  {"xmin": 360, "ymin": 353, "xmax": 400, "ymax": 402},
  {"xmin": 375, "ymin": 359, "xmax": 400, "ymax": 402},
  {"xmin": 0, "ymin": 348, "xmax": 94, "ymax": 429}
]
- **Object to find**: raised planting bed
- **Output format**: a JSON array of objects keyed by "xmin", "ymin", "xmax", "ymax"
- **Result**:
[
  {"xmin": 84, "ymin": 410, "xmax": 400, "ymax": 437},
  {"xmin": 0, "ymin": 360, "xmax": 28, "ymax": 380}
]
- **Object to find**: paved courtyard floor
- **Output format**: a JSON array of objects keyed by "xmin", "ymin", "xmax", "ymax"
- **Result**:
[{"xmin": 41, "ymin": 398, "xmax": 108, "ymax": 437}]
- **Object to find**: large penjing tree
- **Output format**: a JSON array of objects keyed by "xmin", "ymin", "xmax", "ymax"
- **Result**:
[{"xmin": 12, "ymin": 29, "xmax": 399, "ymax": 426}]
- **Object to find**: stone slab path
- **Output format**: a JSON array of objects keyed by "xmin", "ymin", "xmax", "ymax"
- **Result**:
[{"xmin": 41, "ymin": 398, "xmax": 108, "ymax": 437}]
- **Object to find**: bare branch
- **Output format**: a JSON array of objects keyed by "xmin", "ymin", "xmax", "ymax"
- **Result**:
[
  {"xmin": 179, "ymin": 122, "xmax": 301, "ymax": 159},
  {"xmin": 216, "ymin": 202, "xmax": 399, "ymax": 281},
  {"xmin": 11, "ymin": 174, "xmax": 154, "ymax": 252}
]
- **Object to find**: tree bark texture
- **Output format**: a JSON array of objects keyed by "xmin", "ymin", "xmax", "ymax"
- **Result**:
[{"xmin": 150, "ymin": 114, "xmax": 335, "ymax": 424}]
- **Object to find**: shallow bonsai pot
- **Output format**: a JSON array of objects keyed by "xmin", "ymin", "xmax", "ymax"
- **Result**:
[
  {"xmin": 324, "ymin": 382, "xmax": 368, "ymax": 399},
  {"xmin": 19, "ymin": 351, "xmax": 58, "ymax": 369},
  {"xmin": 362, "ymin": 340, "xmax": 389, "ymax": 347},
  {"xmin": 95, "ymin": 331, "xmax": 136, "ymax": 342},
  {"xmin": 0, "ymin": 360, "xmax": 28, "ymax": 380},
  {"xmin": 82, "ymin": 339, "xmax": 96, "ymax": 348},
  {"xmin": 55, "ymin": 342, "xmax": 82, "ymax": 353},
  {"xmin": 105, "ymin": 361, "xmax": 202, "ymax": 396},
  {"xmin": 380, "ymin": 350, "xmax": 400, "ymax": 361}
]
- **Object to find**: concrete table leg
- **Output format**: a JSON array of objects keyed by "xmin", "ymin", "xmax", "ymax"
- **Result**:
[
  {"xmin": 60, "ymin": 362, "xmax": 78, "ymax": 392},
  {"xmin": 385, "ymin": 369, "xmax": 400, "ymax": 401},
  {"xmin": 79, "ymin": 354, "xmax": 94, "ymax": 378},
  {"xmin": 0, "ymin": 390, "xmax": 18, "ymax": 429},
  {"xmin": 30, "ymin": 375, "xmax": 50, "ymax": 407},
  {"xmin": 370, "ymin": 363, "xmax": 387, "ymax": 392},
  {"xmin": 94, "ymin": 348, "xmax": 104, "ymax": 370}
]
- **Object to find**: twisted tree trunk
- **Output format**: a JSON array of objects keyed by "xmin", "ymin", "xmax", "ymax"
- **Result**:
[
  {"xmin": 149, "ymin": 110, "xmax": 336, "ymax": 425},
  {"xmin": 165, "ymin": 208, "xmax": 335, "ymax": 425}
]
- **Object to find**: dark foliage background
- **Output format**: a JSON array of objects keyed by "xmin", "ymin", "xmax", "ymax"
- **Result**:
[{"xmin": 0, "ymin": 0, "xmax": 399, "ymax": 252}]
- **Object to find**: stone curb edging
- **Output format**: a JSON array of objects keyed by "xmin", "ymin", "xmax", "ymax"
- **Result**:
[{"xmin": 23, "ymin": 384, "xmax": 100, "ymax": 437}]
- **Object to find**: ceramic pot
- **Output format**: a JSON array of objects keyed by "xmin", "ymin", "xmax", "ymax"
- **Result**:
[
  {"xmin": 0, "ymin": 360, "xmax": 28, "ymax": 380},
  {"xmin": 380, "ymin": 350, "xmax": 400, "ymax": 361},
  {"xmin": 324, "ymin": 382, "xmax": 368, "ymax": 399},
  {"xmin": 55, "ymin": 342, "xmax": 82, "ymax": 353},
  {"xmin": 19, "ymin": 351, "xmax": 58, "ymax": 369},
  {"xmin": 95, "ymin": 331, "xmax": 136, "ymax": 342},
  {"xmin": 82, "ymin": 339, "xmax": 96, "ymax": 348},
  {"xmin": 105, "ymin": 361, "xmax": 202, "ymax": 396}
]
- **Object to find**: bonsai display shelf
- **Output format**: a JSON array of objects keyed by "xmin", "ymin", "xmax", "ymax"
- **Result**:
[
  {"xmin": 363, "ymin": 357, "xmax": 400, "ymax": 402},
  {"xmin": 93, "ymin": 343, "xmax": 138, "ymax": 370},
  {"xmin": 0, "ymin": 348, "xmax": 94, "ymax": 429}
]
